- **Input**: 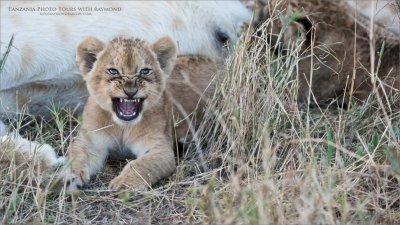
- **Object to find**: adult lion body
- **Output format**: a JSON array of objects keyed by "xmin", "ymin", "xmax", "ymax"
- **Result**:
[{"xmin": 0, "ymin": 1, "xmax": 251, "ymax": 135}]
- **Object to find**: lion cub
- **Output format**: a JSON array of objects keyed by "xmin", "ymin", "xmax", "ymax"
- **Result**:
[{"xmin": 66, "ymin": 36, "xmax": 218, "ymax": 190}]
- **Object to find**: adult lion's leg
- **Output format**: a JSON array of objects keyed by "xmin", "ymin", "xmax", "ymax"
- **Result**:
[{"xmin": 0, "ymin": 80, "xmax": 87, "ymax": 118}]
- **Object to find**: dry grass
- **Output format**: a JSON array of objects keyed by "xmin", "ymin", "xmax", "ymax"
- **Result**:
[{"xmin": 1, "ymin": 5, "xmax": 400, "ymax": 225}]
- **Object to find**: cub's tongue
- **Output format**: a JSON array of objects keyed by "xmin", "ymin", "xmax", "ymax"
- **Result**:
[{"xmin": 118, "ymin": 99, "xmax": 137, "ymax": 115}]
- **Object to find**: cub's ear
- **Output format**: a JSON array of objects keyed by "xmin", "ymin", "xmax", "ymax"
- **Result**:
[
  {"xmin": 283, "ymin": 17, "xmax": 313, "ymax": 51},
  {"xmin": 151, "ymin": 37, "xmax": 177, "ymax": 76},
  {"xmin": 76, "ymin": 36, "xmax": 105, "ymax": 76}
]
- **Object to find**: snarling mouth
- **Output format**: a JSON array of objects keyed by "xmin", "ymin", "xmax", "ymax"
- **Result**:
[{"xmin": 112, "ymin": 98, "xmax": 144, "ymax": 121}]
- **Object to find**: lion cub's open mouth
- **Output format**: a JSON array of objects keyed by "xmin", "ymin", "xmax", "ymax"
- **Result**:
[{"xmin": 112, "ymin": 98, "xmax": 144, "ymax": 121}]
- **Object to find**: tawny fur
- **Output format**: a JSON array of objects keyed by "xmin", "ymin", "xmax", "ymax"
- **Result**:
[
  {"xmin": 255, "ymin": 0, "xmax": 400, "ymax": 108},
  {"xmin": 66, "ymin": 36, "xmax": 218, "ymax": 190}
]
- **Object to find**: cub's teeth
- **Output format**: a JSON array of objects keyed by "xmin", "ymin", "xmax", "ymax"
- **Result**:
[
  {"xmin": 117, "ymin": 98, "xmax": 141, "ymax": 104},
  {"xmin": 119, "ymin": 111, "xmax": 133, "ymax": 117}
]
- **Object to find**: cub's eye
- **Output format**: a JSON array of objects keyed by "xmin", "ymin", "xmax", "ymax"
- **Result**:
[
  {"xmin": 139, "ymin": 68, "xmax": 151, "ymax": 76},
  {"xmin": 106, "ymin": 68, "xmax": 120, "ymax": 76}
]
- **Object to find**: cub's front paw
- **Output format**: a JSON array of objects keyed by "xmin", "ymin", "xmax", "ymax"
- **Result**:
[
  {"xmin": 61, "ymin": 169, "xmax": 90, "ymax": 192},
  {"xmin": 109, "ymin": 174, "xmax": 146, "ymax": 191},
  {"xmin": 63, "ymin": 172, "xmax": 81, "ymax": 192}
]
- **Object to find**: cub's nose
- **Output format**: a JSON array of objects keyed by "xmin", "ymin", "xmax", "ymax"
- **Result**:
[{"xmin": 123, "ymin": 81, "xmax": 138, "ymax": 98}]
